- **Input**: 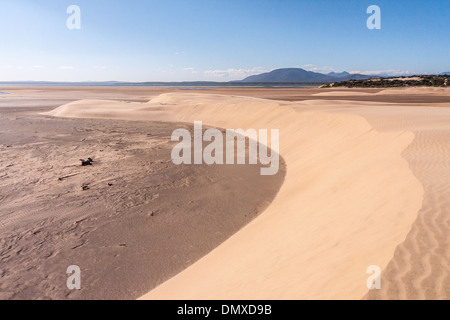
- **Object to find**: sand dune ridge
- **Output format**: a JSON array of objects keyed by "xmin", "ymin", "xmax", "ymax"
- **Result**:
[{"xmin": 47, "ymin": 93, "xmax": 424, "ymax": 299}]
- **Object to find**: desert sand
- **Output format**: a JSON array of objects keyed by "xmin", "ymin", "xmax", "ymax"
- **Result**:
[{"xmin": 1, "ymin": 86, "xmax": 449, "ymax": 300}]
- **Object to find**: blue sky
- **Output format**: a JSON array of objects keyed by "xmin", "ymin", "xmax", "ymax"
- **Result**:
[{"xmin": 0, "ymin": 0, "xmax": 449, "ymax": 81}]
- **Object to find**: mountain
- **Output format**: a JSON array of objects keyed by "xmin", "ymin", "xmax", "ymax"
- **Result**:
[
  {"xmin": 440, "ymin": 72, "xmax": 450, "ymax": 75},
  {"xmin": 337, "ymin": 73, "xmax": 376, "ymax": 81},
  {"xmin": 328, "ymin": 71, "xmax": 350, "ymax": 77},
  {"xmin": 241, "ymin": 68, "xmax": 334, "ymax": 83},
  {"xmin": 241, "ymin": 68, "xmax": 376, "ymax": 83},
  {"xmin": 328, "ymin": 71, "xmax": 376, "ymax": 81}
]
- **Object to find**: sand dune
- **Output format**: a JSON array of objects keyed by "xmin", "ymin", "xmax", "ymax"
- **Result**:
[
  {"xmin": 291, "ymin": 95, "xmax": 450, "ymax": 300},
  {"xmin": 312, "ymin": 91, "xmax": 374, "ymax": 97},
  {"xmin": 365, "ymin": 130, "xmax": 450, "ymax": 299},
  {"xmin": 375, "ymin": 87, "xmax": 450, "ymax": 96},
  {"xmin": 47, "ymin": 92, "xmax": 426, "ymax": 299},
  {"xmin": 297, "ymin": 93, "xmax": 450, "ymax": 300}
]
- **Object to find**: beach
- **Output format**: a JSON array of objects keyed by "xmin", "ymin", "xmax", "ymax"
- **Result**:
[{"xmin": 1, "ymin": 86, "xmax": 449, "ymax": 299}]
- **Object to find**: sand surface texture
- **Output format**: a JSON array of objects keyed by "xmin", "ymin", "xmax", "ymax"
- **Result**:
[{"xmin": 0, "ymin": 104, "xmax": 284, "ymax": 299}]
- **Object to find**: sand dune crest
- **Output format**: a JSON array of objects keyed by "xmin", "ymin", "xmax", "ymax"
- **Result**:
[{"xmin": 47, "ymin": 93, "xmax": 424, "ymax": 299}]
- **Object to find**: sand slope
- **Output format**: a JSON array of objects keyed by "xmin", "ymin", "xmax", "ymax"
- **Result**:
[
  {"xmin": 291, "ymin": 96, "xmax": 450, "ymax": 299},
  {"xmin": 47, "ymin": 93, "xmax": 424, "ymax": 299},
  {"xmin": 298, "ymin": 95, "xmax": 450, "ymax": 300}
]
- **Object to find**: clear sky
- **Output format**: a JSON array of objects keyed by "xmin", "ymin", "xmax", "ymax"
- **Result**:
[{"xmin": 0, "ymin": 0, "xmax": 449, "ymax": 82}]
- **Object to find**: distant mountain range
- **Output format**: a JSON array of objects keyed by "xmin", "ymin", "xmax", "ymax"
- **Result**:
[
  {"xmin": 240, "ymin": 68, "xmax": 377, "ymax": 83},
  {"xmin": 1, "ymin": 70, "xmax": 448, "ymax": 86},
  {"xmin": 0, "ymin": 81, "xmax": 258, "ymax": 87},
  {"xmin": 327, "ymin": 71, "xmax": 350, "ymax": 78}
]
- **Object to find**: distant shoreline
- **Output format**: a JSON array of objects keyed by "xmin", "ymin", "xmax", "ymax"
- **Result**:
[
  {"xmin": 2, "ymin": 74, "xmax": 449, "ymax": 89},
  {"xmin": 0, "ymin": 82, "xmax": 321, "ymax": 89}
]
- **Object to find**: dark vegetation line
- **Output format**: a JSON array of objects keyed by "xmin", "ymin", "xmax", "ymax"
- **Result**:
[{"xmin": 323, "ymin": 75, "xmax": 449, "ymax": 88}]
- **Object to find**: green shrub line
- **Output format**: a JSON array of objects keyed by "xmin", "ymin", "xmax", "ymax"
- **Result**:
[{"xmin": 322, "ymin": 75, "xmax": 449, "ymax": 88}]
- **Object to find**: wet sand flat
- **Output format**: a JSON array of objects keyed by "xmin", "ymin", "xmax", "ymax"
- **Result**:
[{"xmin": 0, "ymin": 105, "xmax": 285, "ymax": 300}]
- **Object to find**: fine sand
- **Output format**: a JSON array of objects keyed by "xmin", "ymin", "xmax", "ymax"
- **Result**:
[{"xmin": 1, "ymin": 86, "xmax": 449, "ymax": 300}]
